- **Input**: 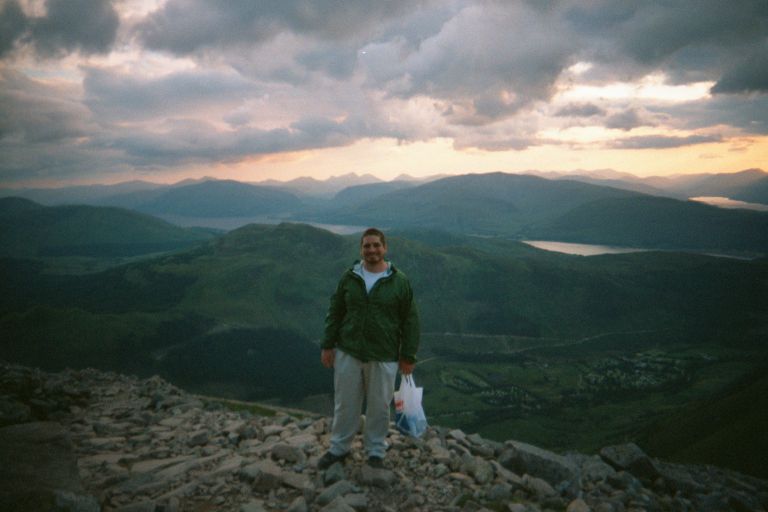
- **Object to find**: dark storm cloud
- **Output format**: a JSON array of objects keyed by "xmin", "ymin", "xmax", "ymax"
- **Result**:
[
  {"xmin": 0, "ymin": 1, "xmax": 27, "ymax": 58},
  {"xmin": 605, "ymin": 109, "xmax": 653, "ymax": 131},
  {"xmin": 0, "ymin": 69, "xmax": 92, "ymax": 144},
  {"xmin": 711, "ymin": 43, "xmax": 768, "ymax": 94},
  {"xmin": 296, "ymin": 44, "xmax": 358, "ymax": 80},
  {"xmin": 608, "ymin": 134, "xmax": 722, "ymax": 150},
  {"xmin": 555, "ymin": 103, "xmax": 606, "ymax": 118},
  {"xmin": 31, "ymin": 0, "xmax": 119, "ymax": 57},
  {"xmin": 82, "ymin": 67, "xmax": 257, "ymax": 121},
  {"xmin": 362, "ymin": 2, "xmax": 574, "ymax": 123},
  {"xmin": 132, "ymin": 1, "xmax": 768, "ymax": 130},
  {"xmin": 95, "ymin": 114, "xmax": 381, "ymax": 167},
  {"xmin": 591, "ymin": 2, "xmax": 762, "ymax": 83},
  {"xmin": 0, "ymin": 69, "xmax": 111, "ymax": 183},
  {"xmin": 656, "ymin": 95, "xmax": 768, "ymax": 135},
  {"xmin": 564, "ymin": 0, "xmax": 768, "ymax": 73},
  {"xmin": 136, "ymin": 0, "xmax": 422, "ymax": 55},
  {"xmin": 0, "ymin": 0, "xmax": 119, "ymax": 59}
]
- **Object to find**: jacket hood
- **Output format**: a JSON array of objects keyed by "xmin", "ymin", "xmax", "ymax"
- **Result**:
[{"xmin": 352, "ymin": 260, "xmax": 393, "ymax": 278}]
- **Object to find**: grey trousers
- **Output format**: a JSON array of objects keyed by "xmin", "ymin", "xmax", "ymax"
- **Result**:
[{"xmin": 329, "ymin": 349, "xmax": 399, "ymax": 458}]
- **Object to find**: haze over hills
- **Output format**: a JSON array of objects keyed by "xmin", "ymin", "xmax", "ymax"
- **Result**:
[
  {"xmin": 4, "ymin": 168, "xmax": 766, "ymax": 206},
  {"xmin": 0, "ymin": 197, "xmax": 215, "ymax": 259},
  {"xmin": 255, "ymin": 172, "xmax": 384, "ymax": 197},
  {"xmin": 3, "ymin": 170, "xmax": 768, "ymax": 255},
  {"xmin": 526, "ymin": 168, "xmax": 768, "ymax": 205},
  {"xmin": 0, "ymin": 180, "xmax": 164, "ymax": 206},
  {"xmin": 307, "ymin": 172, "xmax": 768, "ymax": 254},
  {"xmin": 131, "ymin": 180, "xmax": 303, "ymax": 218}
]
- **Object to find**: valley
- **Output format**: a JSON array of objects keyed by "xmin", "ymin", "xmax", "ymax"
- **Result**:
[
  {"xmin": 1, "ymin": 172, "xmax": 768, "ymax": 479},
  {"xmin": 416, "ymin": 331, "xmax": 759, "ymax": 454}
]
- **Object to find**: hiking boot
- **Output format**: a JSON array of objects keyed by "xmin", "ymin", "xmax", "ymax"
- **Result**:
[
  {"xmin": 367, "ymin": 456, "xmax": 385, "ymax": 469},
  {"xmin": 318, "ymin": 451, "xmax": 347, "ymax": 470}
]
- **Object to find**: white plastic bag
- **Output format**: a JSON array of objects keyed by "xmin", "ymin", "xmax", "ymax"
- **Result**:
[{"xmin": 394, "ymin": 374, "xmax": 428, "ymax": 438}]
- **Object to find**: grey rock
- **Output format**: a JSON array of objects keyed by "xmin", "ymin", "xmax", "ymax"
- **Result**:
[
  {"xmin": 466, "ymin": 455, "xmax": 494, "ymax": 485},
  {"xmin": 599, "ymin": 443, "xmax": 659, "ymax": 482},
  {"xmin": 320, "ymin": 495, "xmax": 356, "ymax": 512},
  {"xmin": 448, "ymin": 429, "xmax": 467, "ymax": 443},
  {"xmin": 426, "ymin": 439, "xmax": 452, "ymax": 465},
  {"xmin": 272, "ymin": 442, "xmax": 307, "ymax": 464},
  {"xmin": 204, "ymin": 454, "xmax": 244, "ymax": 479},
  {"xmin": 606, "ymin": 470, "xmax": 641, "ymax": 492},
  {"xmin": 323, "ymin": 461, "xmax": 346, "ymax": 486},
  {"xmin": 485, "ymin": 482, "xmax": 513, "ymax": 501},
  {"xmin": 343, "ymin": 493, "xmax": 368, "ymax": 510},
  {"xmin": 316, "ymin": 480, "xmax": 357, "ymax": 506},
  {"xmin": 283, "ymin": 471, "xmax": 312, "ymax": 491},
  {"xmin": 5, "ymin": 361, "xmax": 768, "ymax": 512},
  {"xmin": 579, "ymin": 455, "xmax": 617, "ymax": 483},
  {"xmin": 243, "ymin": 459, "xmax": 284, "ymax": 492},
  {"xmin": 523, "ymin": 474, "xmax": 557, "ymax": 497},
  {"xmin": 431, "ymin": 463, "xmax": 450, "ymax": 478},
  {"xmin": 240, "ymin": 500, "xmax": 268, "ymax": 512},
  {"xmin": 187, "ymin": 429, "xmax": 209, "ymax": 447},
  {"xmin": 566, "ymin": 498, "xmax": 591, "ymax": 512},
  {"xmin": 470, "ymin": 444, "xmax": 496, "ymax": 459},
  {"xmin": 501, "ymin": 440, "xmax": 580, "ymax": 487},
  {"xmin": 653, "ymin": 462, "xmax": 706, "ymax": 494},
  {"xmin": 53, "ymin": 490, "xmax": 100, "ymax": 512},
  {"xmin": 153, "ymin": 453, "xmax": 221, "ymax": 481},
  {"xmin": 287, "ymin": 496, "xmax": 309, "ymax": 512},
  {"xmin": 360, "ymin": 465, "xmax": 397, "ymax": 488},
  {"xmin": 466, "ymin": 433, "xmax": 485, "ymax": 445},
  {"xmin": 131, "ymin": 455, "xmax": 194, "ymax": 475},
  {"xmin": 113, "ymin": 500, "xmax": 157, "ymax": 512}
]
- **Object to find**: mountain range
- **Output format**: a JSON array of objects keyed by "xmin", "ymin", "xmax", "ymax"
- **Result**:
[
  {"xmin": 2, "ymin": 169, "xmax": 766, "ymax": 256},
  {"xmin": 4, "ymin": 168, "xmax": 765, "ymax": 203}
]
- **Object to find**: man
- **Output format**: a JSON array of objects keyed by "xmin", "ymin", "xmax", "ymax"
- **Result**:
[{"xmin": 318, "ymin": 227, "xmax": 420, "ymax": 469}]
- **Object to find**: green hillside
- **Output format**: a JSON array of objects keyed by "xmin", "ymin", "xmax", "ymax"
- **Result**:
[
  {"xmin": 136, "ymin": 180, "xmax": 303, "ymax": 217},
  {"xmin": 1, "ymin": 223, "xmax": 767, "ymax": 477},
  {"xmin": 0, "ymin": 197, "xmax": 216, "ymax": 259},
  {"xmin": 734, "ymin": 177, "xmax": 768, "ymax": 205},
  {"xmin": 307, "ymin": 172, "xmax": 768, "ymax": 254},
  {"xmin": 639, "ymin": 364, "xmax": 768, "ymax": 478},
  {"xmin": 311, "ymin": 172, "xmax": 640, "ymax": 235},
  {"xmin": 534, "ymin": 195, "xmax": 768, "ymax": 253}
]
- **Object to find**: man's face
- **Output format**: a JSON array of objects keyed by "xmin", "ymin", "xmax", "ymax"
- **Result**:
[{"xmin": 361, "ymin": 235, "xmax": 387, "ymax": 266}]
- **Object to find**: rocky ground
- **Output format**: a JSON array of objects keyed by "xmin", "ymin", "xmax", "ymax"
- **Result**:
[{"xmin": 1, "ymin": 361, "xmax": 767, "ymax": 512}]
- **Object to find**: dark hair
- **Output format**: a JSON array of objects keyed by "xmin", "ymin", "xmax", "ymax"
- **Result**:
[{"xmin": 360, "ymin": 227, "xmax": 386, "ymax": 246}]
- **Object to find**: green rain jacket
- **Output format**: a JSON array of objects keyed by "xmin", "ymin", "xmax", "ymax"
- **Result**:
[{"xmin": 322, "ymin": 261, "xmax": 420, "ymax": 363}]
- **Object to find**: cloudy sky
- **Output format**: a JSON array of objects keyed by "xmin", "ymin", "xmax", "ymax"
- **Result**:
[{"xmin": 1, "ymin": 0, "xmax": 767, "ymax": 187}]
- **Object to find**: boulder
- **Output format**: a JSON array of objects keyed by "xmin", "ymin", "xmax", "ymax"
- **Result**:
[
  {"xmin": 500, "ymin": 440, "xmax": 580, "ymax": 486},
  {"xmin": 599, "ymin": 443, "xmax": 660, "ymax": 482},
  {"xmin": 0, "ymin": 421, "xmax": 97, "ymax": 511}
]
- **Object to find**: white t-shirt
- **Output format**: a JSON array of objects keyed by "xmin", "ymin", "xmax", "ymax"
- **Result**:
[{"xmin": 361, "ymin": 266, "xmax": 388, "ymax": 293}]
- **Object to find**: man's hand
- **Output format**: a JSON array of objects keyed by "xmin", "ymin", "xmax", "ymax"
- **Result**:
[
  {"xmin": 399, "ymin": 359, "xmax": 415, "ymax": 375},
  {"xmin": 321, "ymin": 349, "xmax": 335, "ymax": 368}
]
